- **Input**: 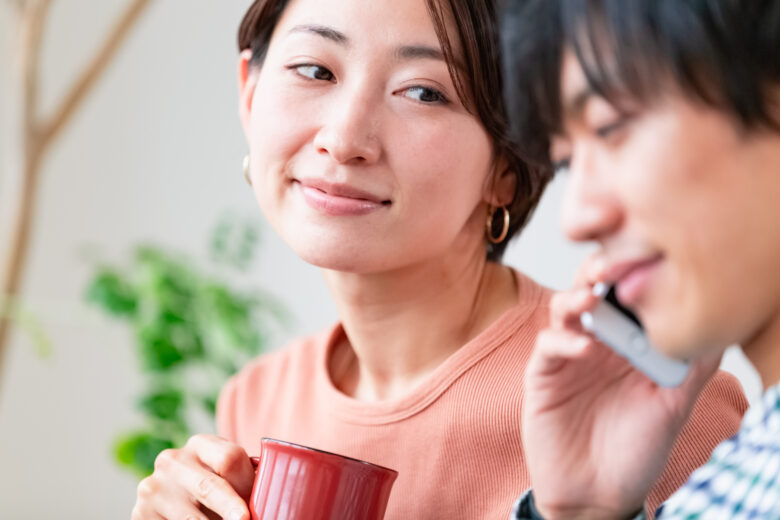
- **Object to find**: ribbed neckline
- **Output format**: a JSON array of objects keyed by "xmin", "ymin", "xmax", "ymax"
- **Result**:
[{"xmin": 316, "ymin": 270, "xmax": 545, "ymax": 425}]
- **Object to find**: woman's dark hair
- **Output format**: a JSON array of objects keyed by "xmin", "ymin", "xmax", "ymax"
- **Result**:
[
  {"xmin": 238, "ymin": 0, "xmax": 553, "ymax": 261},
  {"xmin": 501, "ymin": 0, "xmax": 780, "ymax": 169}
]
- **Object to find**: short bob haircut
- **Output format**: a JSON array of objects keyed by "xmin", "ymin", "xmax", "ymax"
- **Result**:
[
  {"xmin": 238, "ymin": 0, "xmax": 553, "ymax": 261},
  {"xmin": 501, "ymin": 0, "xmax": 780, "ymax": 170}
]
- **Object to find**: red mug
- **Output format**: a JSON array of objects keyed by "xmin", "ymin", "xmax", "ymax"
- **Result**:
[{"xmin": 248, "ymin": 438, "xmax": 398, "ymax": 520}]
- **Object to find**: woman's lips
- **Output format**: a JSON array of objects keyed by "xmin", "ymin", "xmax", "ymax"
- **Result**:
[
  {"xmin": 295, "ymin": 180, "xmax": 389, "ymax": 216},
  {"xmin": 614, "ymin": 255, "xmax": 664, "ymax": 307}
]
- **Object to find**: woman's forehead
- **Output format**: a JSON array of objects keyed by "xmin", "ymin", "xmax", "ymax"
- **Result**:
[{"xmin": 273, "ymin": 0, "xmax": 444, "ymax": 47}]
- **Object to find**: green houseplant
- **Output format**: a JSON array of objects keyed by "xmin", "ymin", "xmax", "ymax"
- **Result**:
[{"xmin": 85, "ymin": 215, "xmax": 287, "ymax": 478}]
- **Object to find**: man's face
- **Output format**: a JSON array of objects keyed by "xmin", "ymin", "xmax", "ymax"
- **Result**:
[{"xmin": 552, "ymin": 51, "xmax": 780, "ymax": 361}]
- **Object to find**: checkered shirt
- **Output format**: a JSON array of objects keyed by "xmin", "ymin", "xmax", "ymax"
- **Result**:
[{"xmin": 653, "ymin": 382, "xmax": 780, "ymax": 519}]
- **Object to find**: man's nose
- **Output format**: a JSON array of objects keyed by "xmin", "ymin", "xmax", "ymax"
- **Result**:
[{"xmin": 560, "ymin": 154, "xmax": 623, "ymax": 243}]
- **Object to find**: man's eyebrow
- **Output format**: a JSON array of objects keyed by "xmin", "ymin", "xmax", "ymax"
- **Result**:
[
  {"xmin": 562, "ymin": 86, "xmax": 595, "ymax": 119},
  {"xmin": 288, "ymin": 24, "xmax": 349, "ymax": 45}
]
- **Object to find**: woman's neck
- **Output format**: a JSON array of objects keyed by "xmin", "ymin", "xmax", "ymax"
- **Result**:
[{"xmin": 322, "ymin": 252, "xmax": 518, "ymax": 402}]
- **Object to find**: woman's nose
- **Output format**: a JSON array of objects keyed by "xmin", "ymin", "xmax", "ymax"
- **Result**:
[
  {"xmin": 313, "ymin": 89, "xmax": 382, "ymax": 165},
  {"xmin": 560, "ymin": 156, "xmax": 623, "ymax": 243}
]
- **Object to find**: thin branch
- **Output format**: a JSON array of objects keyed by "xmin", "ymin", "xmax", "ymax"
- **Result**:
[
  {"xmin": 10, "ymin": 0, "xmax": 27, "ymax": 16},
  {"xmin": 0, "ymin": 0, "xmax": 52, "ymax": 380},
  {"xmin": 0, "ymin": 0, "xmax": 154, "ymax": 383},
  {"xmin": 21, "ymin": 0, "xmax": 52, "ymax": 155},
  {"xmin": 39, "ymin": 0, "xmax": 153, "ymax": 147}
]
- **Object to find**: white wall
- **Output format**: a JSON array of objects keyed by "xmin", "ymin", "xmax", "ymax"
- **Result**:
[{"xmin": 0, "ymin": 1, "xmax": 761, "ymax": 518}]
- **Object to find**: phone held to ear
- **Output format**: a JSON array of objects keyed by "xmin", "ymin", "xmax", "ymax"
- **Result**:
[{"xmin": 580, "ymin": 283, "xmax": 691, "ymax": 387}]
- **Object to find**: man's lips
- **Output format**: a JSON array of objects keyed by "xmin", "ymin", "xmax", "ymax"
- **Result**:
[{"xmin": 602, "ymin": 254, "xmax": 664, "ymax": 307}]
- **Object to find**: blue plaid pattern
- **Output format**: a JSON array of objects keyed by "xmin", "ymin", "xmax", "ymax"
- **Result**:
[{"xmin": 655, "ymin": 383, "xmax": 780, "ymax": 519}]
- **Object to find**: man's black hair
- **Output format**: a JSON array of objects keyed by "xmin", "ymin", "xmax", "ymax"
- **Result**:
[{"xmin": 501, "ymin": 0, "xmax": 780, "ymax": 169}]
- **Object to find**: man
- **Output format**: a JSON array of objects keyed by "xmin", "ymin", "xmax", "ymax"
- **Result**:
[{"xmin": 502, "ymin": 1, "xmax": 780, "ymax": 518}]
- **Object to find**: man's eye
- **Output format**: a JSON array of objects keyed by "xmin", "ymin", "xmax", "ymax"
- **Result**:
[
  {"xmin": 402, "ymin": 86, "xmax": 449, "ymax": 104},
  {"xmin": 595, "ymin": 118, "xmax": 628, "ymax": 139},
  {"xmin": 291, "ymin": 64, "xmax": 334, "ymax": 82}
]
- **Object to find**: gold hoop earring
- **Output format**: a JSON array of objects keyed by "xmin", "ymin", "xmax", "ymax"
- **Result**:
[
  {"xmin": 486, "ymin": 206, "xmax": 510, "ymax": 244},
  {"xmin": 243, "ymin": 154, "xmax": 252, "ymax": 186}
]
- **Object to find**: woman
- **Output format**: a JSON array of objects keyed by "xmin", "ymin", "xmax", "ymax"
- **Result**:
[
  {"xmin": 131, "ymin": 0, "xmax": 747, "ymax": 518},
  {"xmin": 502, "ymin": 0, "xmax": 780, "ymax": 518}
]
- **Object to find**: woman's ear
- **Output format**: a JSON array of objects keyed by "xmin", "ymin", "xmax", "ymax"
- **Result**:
[
  {"xmin": 485, "ymin": 158, "xmax": 517, "ymax": 208},
  {"xmin": 238, "ymin": 49, "xmax": 259, "ymax": 142}
]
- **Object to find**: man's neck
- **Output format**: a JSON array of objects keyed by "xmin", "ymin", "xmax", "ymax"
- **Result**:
[{"xmin": 744, "ymin": 306, "xmax": 780, "ymax": 390}]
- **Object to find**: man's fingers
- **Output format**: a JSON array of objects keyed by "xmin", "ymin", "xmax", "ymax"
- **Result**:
[
  {"xmin": 550, "ymin": 288, "xmax": 599, "ymax": 330},
  {"xmin": 572, "ymin": 252, "xmax": 606, "ymax": 288},
  {"xmin": 529, "ymin": 328, "xmax": 597, "ymax": 376}
]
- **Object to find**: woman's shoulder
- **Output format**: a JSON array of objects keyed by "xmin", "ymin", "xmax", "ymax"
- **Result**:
[
  {"xmin": 224, "ymin": 325, "xmax": 337, "ymax": 391},
  {"xmin": 237, "ymin": 327, "xmax": 334, "ymax": 379},
  {"xmin": 500, "ymin": 269, "xmax": 554, "ymax": 334},
  {"xmin": 512, "ymin": 269, "xmax": 554, "ymax": 310},
  {"xmin": 216, "ymin": 324, "xmax": 338, "ymax": 438}
]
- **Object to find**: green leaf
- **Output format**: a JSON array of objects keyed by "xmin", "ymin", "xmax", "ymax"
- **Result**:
[
  {"xmin": 85, "ymin": 270, "xmax": 137, "ymax": 317},
  {"xmin": 200, "ymin": 395, "xmax": 218, "ymax": 416},
  {"xmin": 85, "ymin": 227, "xmax": 288, "ymax": 481},
  {"xmin": 138, "ymin": 388, "xmax": 184, "ymax": 422},
  {"xmin": 208, "ymin": 213, "xmax": 260, "ymax": 270},
  {"xmin": 137, "ymin": 322, "xmax": 185, "ymax": 371},
  {"xmin": 114, "ymin": 431, "xmax": 175, "ymax": 478}
]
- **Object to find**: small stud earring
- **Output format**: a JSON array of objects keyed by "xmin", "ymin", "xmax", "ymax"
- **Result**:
[{"xmin": 243, "ymin": 155, "xmax": 252, "ymax": 186}]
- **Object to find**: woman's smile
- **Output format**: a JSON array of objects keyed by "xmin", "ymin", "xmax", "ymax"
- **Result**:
[{"xmin": 293, "ymin": 178, "xmax": 391, "ymax": 216}]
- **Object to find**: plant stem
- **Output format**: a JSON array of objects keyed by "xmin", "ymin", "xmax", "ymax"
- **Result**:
[{"xmin": 0, "ymin": 0, "xmax": 154, "ymax": 386}]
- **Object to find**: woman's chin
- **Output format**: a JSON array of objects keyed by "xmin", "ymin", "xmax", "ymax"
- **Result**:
[{"xmin": 291, "ymin": 244, "xmax": 388, "ymax": 274}]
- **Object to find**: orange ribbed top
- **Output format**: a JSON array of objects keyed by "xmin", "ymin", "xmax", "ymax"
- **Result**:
[{"xmin": 217, "ymin": 273, "xmax": 747, "ymax": 519}]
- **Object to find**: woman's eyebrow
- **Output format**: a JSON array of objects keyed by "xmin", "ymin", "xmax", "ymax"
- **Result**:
[
  {"xmin": 286, "ymin": 26, "xmax": 463, "ymax": 73},
  {"xmin": 395, "ymin": 44, "xmax": 465, "ymax": 73},
  {"xmin": 395, "ymin": 45, "xmax": 445, "ymax": 62},
  {"xmin": 288, "ymin": 24, "xmax": 349, "ymax": 45}
]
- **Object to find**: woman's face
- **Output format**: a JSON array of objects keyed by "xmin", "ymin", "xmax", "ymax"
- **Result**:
[
  {"xmin": 239, "ymin": 0, "xmax": 499, "ymax": 273},
  {"xmin": 552, "ymin": 52, "xmax": 780, "ymax": 359}
]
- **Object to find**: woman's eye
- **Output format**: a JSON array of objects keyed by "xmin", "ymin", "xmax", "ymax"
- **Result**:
[
  {"xmin": 291, "ymin": 64, "xmax": 334, "ymax": 82},
  {"xmin": 402, "ymin": 86, "xmax": 449, "ymax": 105}
]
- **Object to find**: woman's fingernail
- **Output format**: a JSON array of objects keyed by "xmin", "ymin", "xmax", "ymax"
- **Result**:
[{"xmin": 229, "ymin": 509, "xmax": 246, "ymax": 520}]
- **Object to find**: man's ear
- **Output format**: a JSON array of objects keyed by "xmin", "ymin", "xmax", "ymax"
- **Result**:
[
  {"xmin": 485, "ymin": 157, "xmax": 517, "ymax": 208},
  {"xmin": 238, "ymin": 49, "xmax": 259, "ymax": 142}
]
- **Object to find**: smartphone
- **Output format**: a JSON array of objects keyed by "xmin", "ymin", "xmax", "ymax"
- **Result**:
[{"xmin": 580, "ymin": 283, "xmax": 690, "ymax": 387}]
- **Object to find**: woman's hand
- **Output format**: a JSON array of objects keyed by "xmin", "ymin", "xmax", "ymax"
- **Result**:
[
  {"xmin": 131, "ymin": 434, "xmax": 255, "ymax": 520},
  {"xmin": 523, "ymin": 262, "xmax": 720, "ymax": 520}
]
